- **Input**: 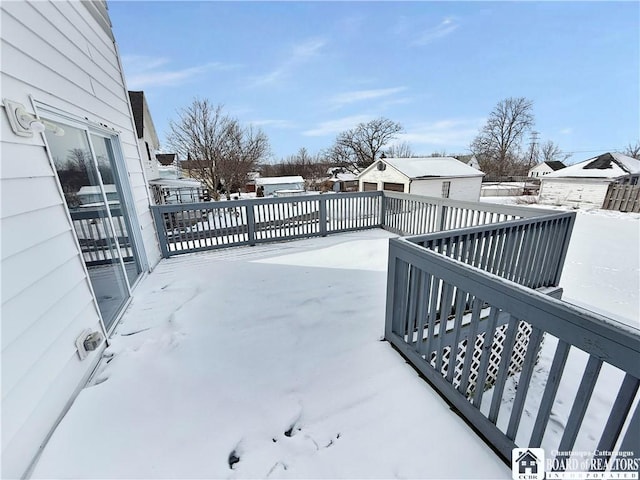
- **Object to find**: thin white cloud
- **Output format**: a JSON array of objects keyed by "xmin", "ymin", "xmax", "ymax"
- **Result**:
[
  {"xmin": 302, "ymin": 114, "xmax": 372, "ymax": 137},
  {"xmin": 122, "ymin": 55, "xmax": 239, "ymax": 89},
  {"xmin": 250, "ymin": 119, "xmax": 296, "ymax": 129},
  {"xmin": 251, "ymin": 38, "xmax": 326, "ymax": 87},
  {"xmin": 330, "ymin": 87, "xmax": 408, "ymax": 108},
  {"xmin": 559, "ymin": 128, "xmax": 574, "ymax": 135},
  {"xmin": 410, "ymin": 16, "xmax": 460, "ymax": 46},
  {"xmin": 399, "ymin": 118, "xmax": 484, "ymax": 148}
]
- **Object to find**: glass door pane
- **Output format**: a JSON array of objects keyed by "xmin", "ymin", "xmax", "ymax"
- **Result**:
[
  {"xmin": 44, "ymin": 122, "xmax": 129, "ymax": 330},
  {"xmin": 90, "ymin": 134, "xmax": 142, "ymax": 287}
]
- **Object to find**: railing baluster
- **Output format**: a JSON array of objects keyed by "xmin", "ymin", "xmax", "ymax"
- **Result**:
[
  {"xmin": 459, "ymin": 297, "xmax": 483, "ymax": 397},
  {"xmin": 435, "ymin": 282, "xmax": 454, "ymax": 374},
  {"xmin": 528, "ymin": 339, "xmax": 571, "ymax": 447},
  {"xmin": 488, "ymin": 315, "xmax": 520, "ymax": 424},
  {"xmin": 557, "ymin": 356, "xmax": 604, "ymax": 456},
  {"xmin": 472, "ymin": 306, "xmax": 500, "ymax": 409},
  {"xmin": 592, "ymin": 374, "xmax": 640, "ymax": 467},
  {"xmin": 423, "ymin": 275, "xmax": 440, "ymax": 360},
  {"xmin": 446, "ymin": 287, "xmax": 467, "ymax": 383},
  {"xmin": 506, "ymin": 325, "xmax": 544, "ymax": 440}
]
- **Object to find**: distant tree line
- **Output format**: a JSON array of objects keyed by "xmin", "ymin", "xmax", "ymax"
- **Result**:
[{"xmin": 166, "ymin": 96, "xmax": 639, "ymax": 198}]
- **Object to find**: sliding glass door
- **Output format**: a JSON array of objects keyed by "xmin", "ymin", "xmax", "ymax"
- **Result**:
[{"xmin": 44, "ymin": 121, "xmax": 142, "ymax": 330}]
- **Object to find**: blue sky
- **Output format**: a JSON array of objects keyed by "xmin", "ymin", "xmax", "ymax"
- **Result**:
[{"xmin": 110, "ymin": 1, "xmax": 639, "ymax": 163}]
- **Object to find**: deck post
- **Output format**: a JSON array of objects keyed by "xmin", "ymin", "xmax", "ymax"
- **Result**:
[
  {"xmin": 245, "ymin": 204, "xmax": 256, "ymax": 246},
  {"xmin": 151, "ymin": 206, "xmax": 170, "ymax": 258},
  {"xmin": 319, "ymin": 197, "xmax": 327, "ymax": 237}
]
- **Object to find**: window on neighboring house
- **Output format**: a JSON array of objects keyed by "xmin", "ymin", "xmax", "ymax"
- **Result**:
[
  {"xmin": 442, "ymin": 181, "xmax": 451, "ymax": 198},
  {"xmin": 145, "ymin": 141, "xmax": 152, "ymax": 162}
]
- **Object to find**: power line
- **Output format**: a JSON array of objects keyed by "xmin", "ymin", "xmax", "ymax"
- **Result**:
[{"xmin": 559, "ymin": 148, "xmax": 627, "ymax": 155}]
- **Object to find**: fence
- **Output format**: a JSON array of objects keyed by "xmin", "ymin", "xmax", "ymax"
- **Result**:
[
  {"xmin": 385, "ymin": 216, "xmax": 640, "ymax": 466},
  {"xmin": 602, "ymin": 183, "xmax": 640, "ymax": 213}
]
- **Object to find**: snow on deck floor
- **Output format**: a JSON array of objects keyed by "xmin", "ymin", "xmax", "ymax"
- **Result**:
[
  {"xmin": 32, "ymin": 230, "xmax": 508, "ymax": 479},
  {"xmin": 32, "ymin": 209, "xmax": 639, "ymax": 479}
]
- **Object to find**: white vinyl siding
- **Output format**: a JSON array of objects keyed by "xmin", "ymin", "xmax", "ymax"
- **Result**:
[
  {"xmin": 358, "ymin": 163, "xmax": 409, "ymax": 192},
  {"xmin": 1, "ymin": 2, "xmax": 161, "ymax": 477},
  {"xmin": 539, "ymin": 178, "xmax": 612, "ymax": 208},
  {"xmin": 410, "ymin": 176, "xmax": 483, "ymax": 202}
]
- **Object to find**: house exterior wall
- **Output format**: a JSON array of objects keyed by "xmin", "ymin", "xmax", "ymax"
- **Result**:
[
  {"xmin": 410, "ymin": 176, "xmax": 482, "ymax": 201},
  {"xmin": 529, "ymin": 164, "xmax": 554, "ymax": 177},
  {"xmin": 539, "ymin": 178, "xmax": 612, "ymax": 208},
  {"xmin": 256, "ymin": 180, "xmax": 305, "ymax": 196},
  {"xmin": 1, "ymin": 2, "xmax": 161, "ymax": 477},
  {"xmin": 138, "ymin": 111, "xmax": 160, "ymax": 181},
  {"xmin": 358, "ymin": 165, "xmax": 409, "ymax": 192}
]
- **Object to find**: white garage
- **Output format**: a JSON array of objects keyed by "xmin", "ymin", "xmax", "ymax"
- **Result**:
[
  {"xmin": 358, "ymin": 157, "xmax": 484, "ymax": 201},
  {"xmin": 539, "ymin": 152, "xmax": 640, "ymax": 208}
]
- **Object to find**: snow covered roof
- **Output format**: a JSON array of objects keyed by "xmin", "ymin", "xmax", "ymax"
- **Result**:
[
  {"xmin": 256, "ymin": 176, "xmax": 304, "ymax": 185},
  {"xmin": 545, "ymin": 152, "xmax": 640, "ymax": 179},
  {"xmin": 331, "ymin": 172, "xmax": 358, "ymax": 182},
  {"xmin": 148, "ymin": 178, "xmax": 203, "ymax": 188},
  {"xmin": 369, "ymin": 157, "xmax": 484, "ymax": 179}
]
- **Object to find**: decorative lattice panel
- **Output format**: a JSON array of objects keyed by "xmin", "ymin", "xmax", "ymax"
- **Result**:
[{"xmin": 427, "ymin": 320, "xmax": 537, "ymax": 398}]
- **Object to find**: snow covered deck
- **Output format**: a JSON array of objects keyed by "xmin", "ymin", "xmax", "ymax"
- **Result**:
[
  {"xmin": 32, "ymin": 230, "xmax": 508, "ymax": 478},
  {"xmin": 31, "ymin": 208, "xmax": 639, "ymax": 479}
]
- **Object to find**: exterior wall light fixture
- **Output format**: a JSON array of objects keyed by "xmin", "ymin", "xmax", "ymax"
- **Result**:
[{"xmin": 2, "ymin": 99, "xmax": 65, "ymax": 137}]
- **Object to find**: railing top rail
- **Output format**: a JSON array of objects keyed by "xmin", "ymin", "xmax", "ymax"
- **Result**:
[
  {"xmin": 390, "ymin": 237, "xmax": 640, "ymax": 377},
  {"xmin": 382, "ymin": 191, "xmax": 553, "ymax": 218},
  {"xmin": 150, "ymin": 191, "xmax": 383, "ymax": 213},
  {"xmin": 405, "ymin": 211, "xmax": 576, "ymax": 244}
]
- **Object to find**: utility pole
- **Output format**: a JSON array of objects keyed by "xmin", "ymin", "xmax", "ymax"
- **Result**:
[{"xmin": 527, "ymin": 131, "xmax": 539, "ymax": 169}]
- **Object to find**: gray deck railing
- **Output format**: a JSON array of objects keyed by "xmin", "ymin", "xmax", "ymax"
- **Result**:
[
  {"xmin": 149, "ymin": 191, "xmax": 639, "ymax": 467},
  {"xmin": 71, "ymin": 208, "xmax": 134, "ymax": 265},
  {"xmin": 150, "ymin": 191, "xmax": 555, "ymax": 258},
  {"xmin": 384, "ymin": 218, "xmax": 640, "ymax": 467},
  {"xmin": 381, "ymin": 191, "xmax": 550, "ymax": 236}
]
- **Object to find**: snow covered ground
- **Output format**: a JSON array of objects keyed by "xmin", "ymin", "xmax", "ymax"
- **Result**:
[{"xmin": 31, "ymin": 206, "xmax": 639, "ymax": 479}]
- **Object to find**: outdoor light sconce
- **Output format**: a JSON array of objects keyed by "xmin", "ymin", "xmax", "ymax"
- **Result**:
[
  {"xmin": 75, "ymin": 329, "xmax": 104, "ymax": 361},
  {"xmin": 2, "ymin": 99, "xmax": 65, "ymax": 137}
]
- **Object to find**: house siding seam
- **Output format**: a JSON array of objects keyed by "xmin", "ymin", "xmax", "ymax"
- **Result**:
[{"xmin": 0, "ymin": 1, "xmax": 161, "ymax": 478}]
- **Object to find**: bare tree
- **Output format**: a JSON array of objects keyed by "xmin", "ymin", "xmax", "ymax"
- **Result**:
[
  {"xmin": 216, "ymin": 123, "xmax": 270, "ymax": 199},
  {"xmin": 622, "ymin": 141, "xmax": 640, "ymax": 160},
  {"xmin": 167, "ymin": 99, "xmax": 270, "ymax": 200},
  {"xmin": 333, "ymin": 117, "xmax": 403, "ymax": 172},
  {"xmin": 324, "ymin": 142, "xmax": 356, "ymax": 171},
  {"xmin": 385, "ymin": 141, "xmax": 413, "ymax": 158},
  {"xmin": 470, "ymin": 97, "xmax": 534, "ymax": 176},
  {"xmin": 539, "ymin": 140, "xmax": 570, "ymax": 164},
  {"xmin": 262, "ymin": 147, "xmax": 331, "ymax": 182}
]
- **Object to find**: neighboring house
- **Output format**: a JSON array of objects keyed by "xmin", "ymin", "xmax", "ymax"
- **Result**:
[
  {"xmin": 328, "ymin": 170, "xmax": 359, "ymax": 192},
  {"xmin": 149, "ymin": 153, "xmax": 206, "ymax": 204},
  {"xmin": 455, "ymin": 154, "xmax": 481, "ymax": 170},
  {"xmin": 1, "ymin": 2, "xmax": 162, "ymax": 478},
  {"xmin": 539, "ymin": 152, "xmax": 640, "ymax": 208},
  {"xmin": 358, "ymin": 157, "xmax": 484, "ymax": 201},
  {"xmin": 157, "ymin": 153, "xmax": 179, "ymax": 179},
  {"xmin": 128, "ymin": 90, "xmax": 160, "ymax": 181},
  {"xmin": 256, "ymin": 176, "xmax": 305, "ymax": 197},
  {"xmin": 528, "ymin": 161, "xmax": 566, "ymax": 178},
  {"xmin": 245, "ymin": 171, "xmax": 260, "ymax": 193}
]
